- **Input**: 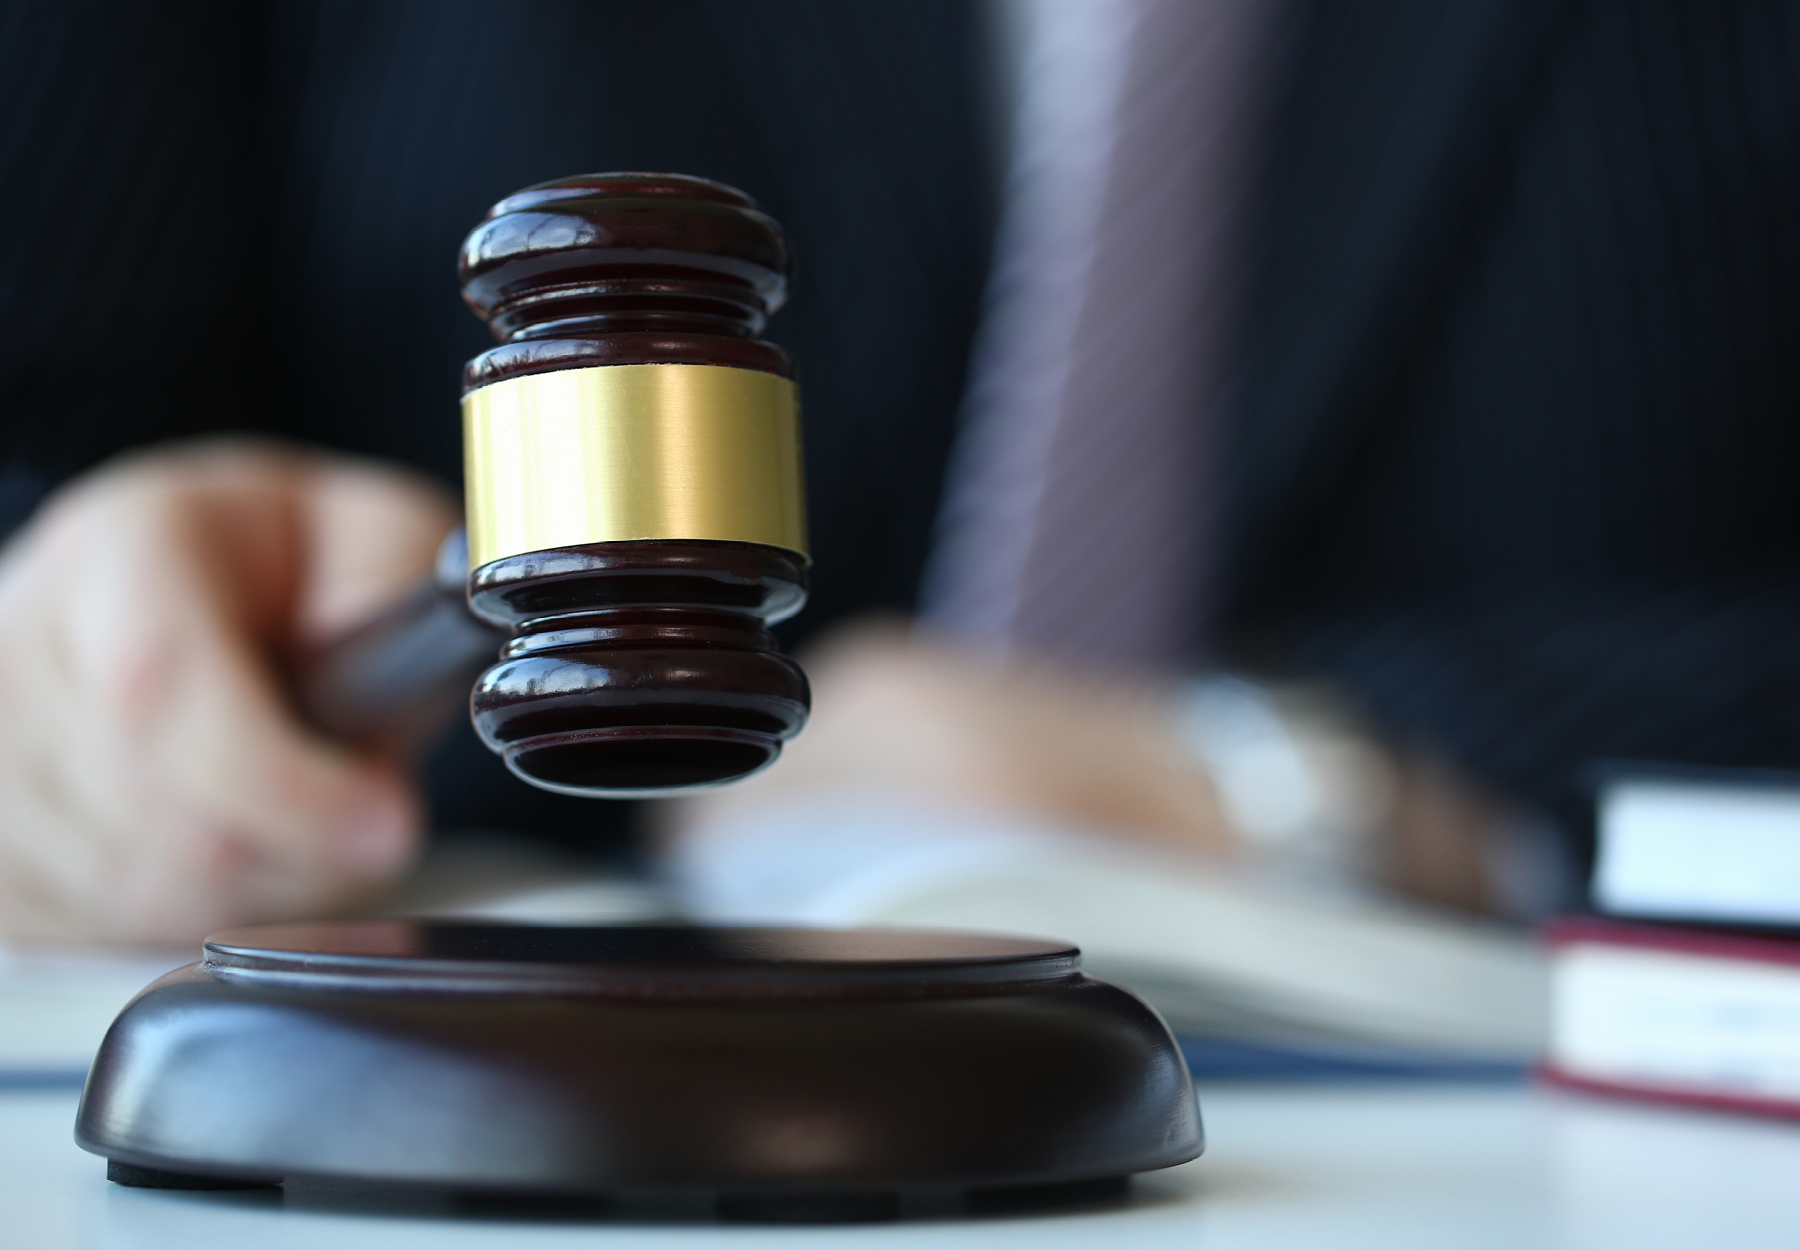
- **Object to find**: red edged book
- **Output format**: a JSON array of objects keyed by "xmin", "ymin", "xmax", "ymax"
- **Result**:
[{"xmin": 1542, "ymin": 918, "xmax": 1800, "ymax": 1120}]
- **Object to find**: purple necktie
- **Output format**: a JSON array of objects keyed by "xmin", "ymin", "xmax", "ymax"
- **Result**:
[{"xmin": 921, "ymin": 0, "xmax": 1269, "ymax": 669}]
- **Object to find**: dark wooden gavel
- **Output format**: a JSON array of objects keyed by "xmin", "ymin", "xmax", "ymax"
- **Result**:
[{"xmin": 301, "ymin": 174, "xmax": 811, "ymax": 797}]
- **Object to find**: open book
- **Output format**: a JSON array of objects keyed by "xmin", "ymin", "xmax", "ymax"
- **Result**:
[{"xmin": 666, "ymin": 794, "xmax": 1547, "ymax": 1075}]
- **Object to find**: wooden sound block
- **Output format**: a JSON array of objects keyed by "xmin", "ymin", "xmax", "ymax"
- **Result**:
[{"xmin": 75, "ymin": 923, "xmax": 1201, "ymax": 1219}]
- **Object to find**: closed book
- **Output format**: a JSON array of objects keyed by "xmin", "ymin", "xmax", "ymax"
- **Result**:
[
  {"xmin": 1592, "ymin": 766, "xmax": 1800, "ymax": 927},
  {"xmin": 1543, "ymin": 918, "xmax": 1800, "ymax": 1119}
]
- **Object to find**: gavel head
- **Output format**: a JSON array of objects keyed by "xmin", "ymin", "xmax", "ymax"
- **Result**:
[{"xmin": 457, "ymin": 173, "xmax": 810, "ymax": 796}]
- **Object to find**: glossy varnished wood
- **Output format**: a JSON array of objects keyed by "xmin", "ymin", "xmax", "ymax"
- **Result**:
[
  {"xmin": 457, "ymin": 173, "xmax": 810, "ymax": 794},
  {"xmin": 75, "ymin": 923, "xmax": 1202, "ymax": 1209},
  {"xmin": 466, "ymin": 539, "xmax": 808, "ymax": 793}
]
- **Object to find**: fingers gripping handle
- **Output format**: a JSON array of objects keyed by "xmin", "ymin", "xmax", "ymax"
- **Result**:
[{"xmin": 294, "ymin": 527, "xmax": 501, "ymax": 753}]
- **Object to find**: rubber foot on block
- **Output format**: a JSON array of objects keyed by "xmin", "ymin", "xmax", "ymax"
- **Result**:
[{"xmin": 106, "ymin": 1160, "xmax": 281, "ymax": 1190}]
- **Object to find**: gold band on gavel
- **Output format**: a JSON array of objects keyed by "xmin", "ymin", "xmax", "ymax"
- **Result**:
[{"xmin": 462, "ymin": 364, "xmax": 808, "ymax": 569}]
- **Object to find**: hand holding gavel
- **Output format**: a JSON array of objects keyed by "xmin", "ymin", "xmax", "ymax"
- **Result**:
[
  {"xmin": 0, "ymin": 174, "xmax": 814, "ymax": 945},
  {"xmin": 0, "ymin": 442, "xmax": 452, "ymax": 945}
]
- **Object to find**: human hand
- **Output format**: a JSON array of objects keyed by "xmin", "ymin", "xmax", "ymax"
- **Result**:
[
  {"xmin": 0, "ymin": 441, "xmax": 457, "ymax": 945},
  {"xmin": 664, "ymin": 619, "xmax": 1236, "ymax": 858}
]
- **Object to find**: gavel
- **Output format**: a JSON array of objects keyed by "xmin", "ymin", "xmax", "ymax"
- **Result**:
[
  {"xmin": 79, "ymin": 176, "xmax": 1206, "ymax": 1204},
  {"xmin": 301, "ymin": 173, "xmax": 811, "ymax": 797}
]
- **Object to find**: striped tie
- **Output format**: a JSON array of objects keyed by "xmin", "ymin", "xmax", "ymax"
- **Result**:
[{"xmin": 920, "ymin": 0, "xmax": 1269, "ymax": 669}]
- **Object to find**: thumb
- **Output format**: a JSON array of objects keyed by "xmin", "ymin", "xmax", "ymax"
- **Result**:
[{"xmin": 293, "ymin": 454, "xmax": 460, "ymax": 645}]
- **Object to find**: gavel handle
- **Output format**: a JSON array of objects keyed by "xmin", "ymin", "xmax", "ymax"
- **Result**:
[{"xmin": 294, "ymin": 528, "xmax": 504, "ymax": 751}]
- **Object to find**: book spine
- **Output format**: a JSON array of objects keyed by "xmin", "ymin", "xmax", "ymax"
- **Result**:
[{"xmin": 1538, "ymin": 1063, "xmax": 1800, "ymax": 1122}]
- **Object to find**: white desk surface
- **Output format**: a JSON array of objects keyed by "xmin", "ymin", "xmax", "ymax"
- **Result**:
[{"xmin": 7, "ymin": 1081, "xmax": 1798, "ymax": 1250}]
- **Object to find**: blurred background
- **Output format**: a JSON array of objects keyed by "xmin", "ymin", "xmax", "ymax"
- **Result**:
[{"xmin": 3, "ymin": 0, "xmax": 1800, "ymax": 997}]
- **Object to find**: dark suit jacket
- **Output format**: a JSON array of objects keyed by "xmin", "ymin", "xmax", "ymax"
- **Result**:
[
  {"xmin": 4, "ymin": 0, "xmax": 1799, "ymax": 857},
  {"xmin": 1233, "ymin": 0, "xmax": 1800, "ymax": 854}
]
